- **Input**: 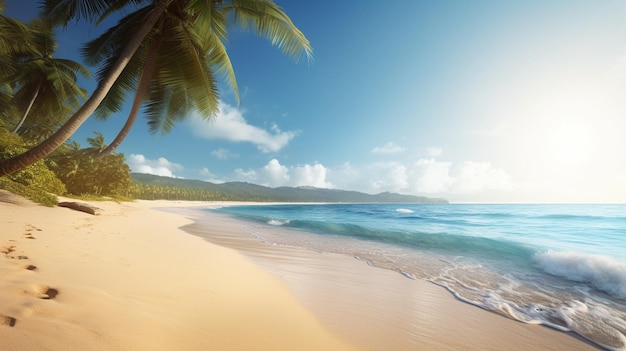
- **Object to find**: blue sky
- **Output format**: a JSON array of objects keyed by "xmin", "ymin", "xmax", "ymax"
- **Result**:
[{"xmin": 6, "ymin": 1, "xmax": 626, "ymax": 203}]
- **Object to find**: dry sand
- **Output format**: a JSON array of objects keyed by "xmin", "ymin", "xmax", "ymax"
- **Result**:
[
  {"xmin": 0, "ymin": 194, "xmax": 600, "ymax": 350},
  {"xmin": 0, "ymin": 193, "xmax": 355, "ymax": 350}
]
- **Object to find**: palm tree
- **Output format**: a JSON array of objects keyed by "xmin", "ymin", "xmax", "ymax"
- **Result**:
[
  {"xmin": 10, "ymin": 19, "xmax": 90, "ymax": 139},
  {"xmin": 90, "ymin": 0, "xmax": 311, "ymax": 156},
  {"xmin": 0, "ymin": 1, "xmax": 166, "ymax": 176},
  {"xmin": 0, "ymin": 1, "xmax": 34, "ymax": 128},
  {"xmin": 86, "ymin": 131, "xmax": 107, "ymax": 152},
  {"xmin": 53, "ymin": 140, "xmax": 82, "ymax": 178},
  {"xmin": 0, "ymin": 0, "xmax": 311, "ymax": 176},
  {"xmin": 0, "ymin": 0, "xmax": 32, "ymax": 77}
]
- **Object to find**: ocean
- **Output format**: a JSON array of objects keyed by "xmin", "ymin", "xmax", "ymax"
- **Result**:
[{"xmin": 208, "ymin": 203, "xmax": 626, "ymax": 351}]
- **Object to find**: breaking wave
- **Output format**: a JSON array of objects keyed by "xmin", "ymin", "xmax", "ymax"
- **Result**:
[{"xmin": 535, "ymin": 250, "xmax": 626, "ymax": 299}]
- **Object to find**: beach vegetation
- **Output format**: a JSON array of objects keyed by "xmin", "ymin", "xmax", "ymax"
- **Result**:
[
  {"xmin": 129, "ymin": 173, "xmax": 449, "ymax": 203},
  {"xmin": 61, "ymin": 193, "xmax": 134, "ymax": 203},
  {"xmin": 0, "ymin": 0, "xmax": 312, "ymax": 176},
  {"xmin": 0, "ymin": 129, "xmax": 66, "ymax": 206},
  {"xmin": 0, "ymin": 3, "xmax": 89, "ymax": 140},
  {"xmin": 0, "ymin": 178, "xmax": 59, "ymax": 206},
  {"xmin": 0, "ymin": 0, "xmax": 33, "ymax": 126},
  {"xmin": 48, "ymin": 132, "xmax": 132, "ymax": 197},
  {"xmin": 7, "ymin": 18, "xmax": 90, "ymax": 140}
]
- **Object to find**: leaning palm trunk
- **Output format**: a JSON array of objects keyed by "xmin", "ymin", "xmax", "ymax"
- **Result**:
[
  {"xmin": 0, "ymin": 4, "xmax": 165, "ymax": 177},
  {"xmin": 97, "ymin": 37, "xmax": 161, "ymax": 157},
  {"xmin": 11, "ymin": 82, "xmax": 41, "ymax": 134}
]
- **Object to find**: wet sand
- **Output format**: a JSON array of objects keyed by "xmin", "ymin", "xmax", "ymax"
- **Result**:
[
  {"xmin": 180, "ymin": 206, "xmax": 601, "ymax": 351},
  {"xmin": 0, "ymin": 193, "xmax": 601, "ymax": 350}
]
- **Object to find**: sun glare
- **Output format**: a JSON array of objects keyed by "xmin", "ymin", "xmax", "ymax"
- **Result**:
[{"xmin": 547, "ymin": 122, "xmax": 592, "ymax": 167}]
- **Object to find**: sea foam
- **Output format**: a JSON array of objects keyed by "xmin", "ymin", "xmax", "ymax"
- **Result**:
[
  {"xmin": 534, "ymin": 250, "xmax": 626, "ymax": 299},
  {"xmin": 396, "ymin": 208, "xmax": 414, "ymax": 214},
  {"xmin": 267, "ymin": 219, "xmax": 289, "ymax": 226}
]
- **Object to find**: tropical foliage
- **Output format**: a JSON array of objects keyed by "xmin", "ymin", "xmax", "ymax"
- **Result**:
[
  {"xmin": 0, "ymin": 1, "xmax": 34, "ymax": 129},
  {"xmin": 0, "ymin": 0, "xmax": 312, "ymax": 176},
  {"xmin": 0, "ymin": 177, "xmax": 59, "ymax": 206},
  {"xmin": 49, "ymin": 132, "xmax": 132, "ymax": 196},
  {"xmin": 9, "ymin": 19, "xmax": 90, "ymax": 140},
  {"xmin": 0, "ymin": 5, "xmax": 89, "ymax": 138},
  {"xmin": 0, "ymin": 129, "xmax": 66, "ymax": 198},
  {"xmin": 0, "ymin": 1, "xmax": 311, "ymax": 204}
]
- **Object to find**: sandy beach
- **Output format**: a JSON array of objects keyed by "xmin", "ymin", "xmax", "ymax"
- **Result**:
[
  {"xmin": 0, "ymin": 194, "xmax": 600, "ymax": 350},
  {"xmin": 0, "ymin": 194, "xmax": 355, "ymax": 350}
]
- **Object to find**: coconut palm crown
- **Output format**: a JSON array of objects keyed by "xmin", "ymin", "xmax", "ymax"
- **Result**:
[
  {"xmin": 0, "ymin": 0, "xmax": 311, "ymax": 176},
  {"xmin": 10, "ymin": 19, "xmax": 90, "ymax": 140}
]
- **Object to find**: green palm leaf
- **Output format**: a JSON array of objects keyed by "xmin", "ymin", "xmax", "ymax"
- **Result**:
[{"xmin": 224, "ymin": 0, "xmax": 312, "ymax": 62}]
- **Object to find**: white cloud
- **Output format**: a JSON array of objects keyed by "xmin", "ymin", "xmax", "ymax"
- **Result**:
[
  {"xmin": 451, "ymin": 161, "xmax": 513, "ymax": 194},
  {"xmin": 426, "ymin": 147, "xmax": 443, "ymax": 158},
  {"xmin": 371, "ymin": 142, "xmax": 405, "ymax": 154},
  {"xmin": 262, "ymin": 159, "xmax": 290, "ymax": 186},
  {"xmin": 234, "ymin": 168, "xmax": 257, "ymax": 181},
  {"xmin": 409, "ymin": 159, "xmax": 454, "ymax": 193},
  {"xmin": 199, "ymin": 167, "xmax": 225, "ymax": 184},
  {"xmin": 210, "ymin": 148, "xmax": 238, "ymax": 159},
  {"xmin": 128, "ymin": 154, "xmax": 183, "ymax": 178},
  {"xmin": 292, "ymin": 163, "xmax": 331, "ymax": 188},
  {"xmin": 324, "ymin": 156, "xmax": 512, "ymax": 198},
  {"xmin": 187, "ymin": 101, "xmax": 299, "ymax": 152},
  {"xmin": 328, "ymin": 162, "xmax": 362, "ymax": 191},
  {"xmin": 235, "ymin": 159, "xmax": 332, "ymax": 188},
  {"xmin": 369, "ymin": 162, "xmax": 409, "ymax": 192},
  {"xmin": 221, "ymin": 154, "xmax": 513, "ymax": 200},
  {"xmin": 200, "ymin": 167, "xmax": 213, "ymax": 177}
]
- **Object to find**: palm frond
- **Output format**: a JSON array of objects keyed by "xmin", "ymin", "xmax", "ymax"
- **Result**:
[
  {"xmin": 0, "ymin": 13, "xmax": 34, "ymax": 63},
  {"xmin": 143, "ymin": 82, "xmax": 171, "ymax": 134},
  {"xmin": 82, "ymin": 5, "xmax": 156, "ymax": 119},
  {"xmin": 54, "ymin": 58, "xmax": 91, "ymax": 79},
  {"xmin": 175, "ymin": 4, "xmax": 239, "ymax": 102},
  {"xmin": 225, "ymin": 0, "xmax": 313, "ymax": 62},
  {"xmin": 43, "ymin": 0, "xmax": 130, "ymax": 26}
]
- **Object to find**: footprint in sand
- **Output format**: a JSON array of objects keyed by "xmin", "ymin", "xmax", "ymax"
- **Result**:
[
  {"xmin": 31, "ymin": 285, "xmax": 58, "ymax": 300},
  {"xmin": 1, "ymin": 246, "xmax": 28, "ymax": 260},
  {"xmin": 1, "ymin": 246, "xmax": 15, "ymax": 255},
  {"xmin": 25, "ymin": 224, "xmax": 41, "ymax": 232},
  {"xmin": 23, "ymin": 224, "xmax": 40, "ymax": 239},
  {"xmin": 22, "ymin": 264, "xmax": 37, "ymax": 271},
  {"xmin": 7, "ymin": 255, "xmax": 28, "ymax": 260},
  {"xmin": 0, "ymin": 314, "xmax": 16, "ymax": 327}
]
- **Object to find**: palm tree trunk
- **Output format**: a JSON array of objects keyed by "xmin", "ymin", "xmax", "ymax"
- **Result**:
[
  {"xmin": 0, "ymin": 3, "xmax": 166, "ymax": 177},
  {"xmin": 98, "ymin": 36, "xmax": 162, "ymax": 157},
  {"xmin": 12, "ymin": 82, "xmax": 41, "ymax": 134}
]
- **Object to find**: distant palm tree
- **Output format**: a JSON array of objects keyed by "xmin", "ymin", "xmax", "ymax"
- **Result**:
[
  {"xmin": 0, "ymin": 0, "xmax": 311, "ymax": 176},
  {"xmin": 10, "ymin": 19, "xmax": 90, "ymax": 139},
  {"xmin": 86, "ymin": 131, "xmax": 106, "ymax": 152}
]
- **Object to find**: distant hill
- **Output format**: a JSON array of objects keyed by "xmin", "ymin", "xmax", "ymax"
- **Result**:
[{"xmin": 131, "ymin": 173, "xmax": 448, "ymax": 203}]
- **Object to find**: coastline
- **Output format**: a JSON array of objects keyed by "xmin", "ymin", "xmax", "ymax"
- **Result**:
[
  {"xmin": 0, "ymin": 195, "xmax": 355, "ymax": 350},
  {"xmin": 177, "ymin": 204, "xmax": 602, "ymax": 351},
  {"xmin": 0, "ymin": 195, "xmax": 600, "ymax": 350}
]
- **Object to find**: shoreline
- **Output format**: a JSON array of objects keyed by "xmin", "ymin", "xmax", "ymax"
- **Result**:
[
  {"xmin": 175, "ymin": 204, "xmax": 602, "ymax": 351},
  {"xmin": 0, "ymin": 196, "xmax": 601, "ymax": 350},
  {"xmin": 0, "ymin": 196, "xmax": 355, "ymax": 350}
]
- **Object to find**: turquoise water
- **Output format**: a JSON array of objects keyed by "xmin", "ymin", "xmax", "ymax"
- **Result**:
[{"xmin": 210, "ymin": 204, "xmax": 626, "ymax": 350}]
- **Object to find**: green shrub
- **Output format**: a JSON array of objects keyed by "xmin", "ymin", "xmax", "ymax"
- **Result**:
[
  {"xmin": 0, "ymin": 178, "xmax": 58, "ymax": 207},
  {"xmin": 0, "ymin": 129, "xmax": 66, "ymax": 204}
]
